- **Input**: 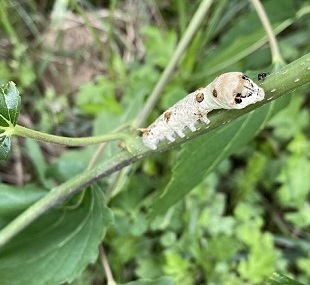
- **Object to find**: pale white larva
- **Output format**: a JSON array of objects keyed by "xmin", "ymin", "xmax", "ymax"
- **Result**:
[{"xmin": 142, "ymin": 72, "xmax": 265, "ymax": 150}]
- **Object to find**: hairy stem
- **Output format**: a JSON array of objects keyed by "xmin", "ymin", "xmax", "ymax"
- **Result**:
[
  {"xmin": 0, "ymin": 53, "xmax": 309, "ymax": 247},
  {"xmin": 11, "ymin": 124, "xmax": 129, "ymax": 146}
]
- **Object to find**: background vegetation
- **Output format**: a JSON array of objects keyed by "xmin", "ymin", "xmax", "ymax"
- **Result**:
[{"xmin": 0, "ymin": 0, "xmax": 309, "ymax": 285}]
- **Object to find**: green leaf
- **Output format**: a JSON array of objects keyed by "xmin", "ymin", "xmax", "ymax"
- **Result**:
[
  {"xmin": 163, "ymin": 250, "xmax": 193, "ymax": 284},
  {"xmin": 0, "ymin": 81, "xmax": 21, "ymax": 127},
  {"xmin": 267, "ymin": 272, "xmax": 306, "ymax": 285},
  {"xmin": 0, "ymin": 184, "xmax": 45, "ymax": 216},
  {"xmin": 136, "ymin": 257, "xmax": 163, "ymax": 279},
  {"xmin": 118, "ymin": 277, "xmax": 175, "ymax": 285},
  {"xmin": 0, "ymin": 136, "xmax": 11, "ymax": 160},
  {"xmin": 25, "ymin": 139, "xmax": 52, "ymax": 188},
  {"xmin": 76, "ymin": 76, "xmax": 122, "ymax": 115},
  {"xmin": 0, "ymin": 185, "xmax": 113, "ymax": 285},
  {"xmin": 142, "ymin": 26, "xmax": 177, "ymax": 68},
  {"xmin": 238, "ymin": 233, "xmax": 278, "ymax": 283},
  {"xmin": 0, "ymin": 81, "xmax": 21, "ymax": 160},
  {"xmin": 149, "ymin": 96, "xmax": 289, "ymax": 217}
]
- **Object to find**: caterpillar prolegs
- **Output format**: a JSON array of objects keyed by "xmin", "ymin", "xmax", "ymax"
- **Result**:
[{"xmin": 142, "ymin": 72, "xmax": 265, "ymax": 150}]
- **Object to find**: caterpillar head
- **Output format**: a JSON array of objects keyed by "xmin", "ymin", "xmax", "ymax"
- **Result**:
[{"xmin": 212, "ymin": 72, "xmax": 265, "ymax": 109}]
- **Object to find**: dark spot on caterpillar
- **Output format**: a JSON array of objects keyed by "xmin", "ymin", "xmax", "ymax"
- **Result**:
[
  {"xmin": 258, "ymin": 72, "xmax": 269, "ymax": 81},
  {"xmin": 196, "ymin": 92, "xmax": 204, "ymax": 102},
  {"xmin": 242, "ymin": 74, "xmax": 248, "ymax": 80},
  {"xmin": 164, "ymin": 111, "xmax": 171, "ymax": 122},
  {"xmin": 212, "ymin": 88, "xmax": 218, "ymax": 97},
  {"xmin": 241, "ymin": 91, "xmax": 252, "ymax": 98},
  {"xmin": 235, "ymin": 93, "xmax": 242, "ymax": 104}
]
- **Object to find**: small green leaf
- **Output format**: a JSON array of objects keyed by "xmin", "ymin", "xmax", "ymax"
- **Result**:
[
  {"xmin": 0, "ymin": 136, "xmax": 11, "ymax": 160},
  {"xmin": 0, "ymin": 185, "xmax": 113, "ymax": 285},
  {"xmin": 238, "ymin": 233, "xmax": 277, "ymax": 283},
  {"xmin": 0, "ymin": 81, "xmax": 21, "ymax": 127},
  {"xmin": 267, "ymin": 272, "xmax": 306, "ymax": 285},
  {"xmin": 0, "ymin": 81, "xmax": 21, "ymax": 160}
]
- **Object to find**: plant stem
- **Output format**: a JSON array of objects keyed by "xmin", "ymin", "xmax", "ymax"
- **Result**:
[
  {"xmin": 134, "ymin": 0, "xmax": 214, "ymax": 127},
  {"xmin": 0, "ymin": 53, "xmax": 309, "ymax": 247},
  {"xmin": 251, "ymin": 0, "xmax": 285, "ymax": 67},
  {"xmin": 12, "ymin": 124, "xmax": 129, "ymax": 146},
  {"xmin": 99, "ymin": 245, "xmax": 116, "ymax": 285}
]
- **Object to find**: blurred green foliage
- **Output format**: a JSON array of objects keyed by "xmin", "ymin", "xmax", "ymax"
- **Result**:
[{"xmin": 0, "ymin": 0, "xmax": 309, "ymax": 285}]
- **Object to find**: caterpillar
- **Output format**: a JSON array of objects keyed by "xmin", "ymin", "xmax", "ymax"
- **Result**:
[{"xmin": 142, "ymin": 72, "xmax": 265, "ymax": 150}]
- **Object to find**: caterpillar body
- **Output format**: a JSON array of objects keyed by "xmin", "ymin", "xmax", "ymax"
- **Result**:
[{"xmin": 142, "ymin": 72, "xmax": 265, "ymax": 150}]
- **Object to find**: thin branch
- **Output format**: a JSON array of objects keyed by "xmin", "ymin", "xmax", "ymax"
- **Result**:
[
  {"xmin": 134, "ymin": 0, "xmax": 214, "ymax": 127},
  {"xmin": 0, "ymin": 53, "xmax": 309, "ymax": 247},
  {"xmin": 99, "ymin": 245, "xmax": 116, "ymax": 285},
  {"xmin": 251, "ymin": 0, "xmax": 285, "ymax": 67}
]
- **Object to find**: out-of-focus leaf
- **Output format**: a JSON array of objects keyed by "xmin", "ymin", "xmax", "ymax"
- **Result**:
[
  {"xmin": 238, "ymin": 233, "xmax": 278, "ymax": 283},
  {"xmin": 267, "ymin": 272, "xmax": 306, "ymax": 285},
  {"xmin": 268, "ymin": 94, "xmax": 309, "ymax": 139},
  {"xmin": 76, "ymin": 76, "xmax": 121, "ymax": 115},
  {"xmin": 118, "ymin": 277, "xmax": 175, "ymax": 285},
  {"xmin": 0, "ymin": 136, "xmax": 11, "ymax": 160},
  {"xmin": 141, "ymin": 27, "xmax": 177, "ymax": 68},
  {"xmin": 0, "ymin": 184, "xmax": 45, "ymax": 216},
  {"xmin": 163, "ymin": 250, "xmax": 193, "ymax": 284},
  {"xmin": 25, "ymin": 139, "xmax": 53, "ymax": 188},
  {"xmin": 0, "ymin": 185, "xmax": 113, "ymax": 285},
  {"xmin": 277, "ymin": 155, "xmax": 310, "ymax": 207}
]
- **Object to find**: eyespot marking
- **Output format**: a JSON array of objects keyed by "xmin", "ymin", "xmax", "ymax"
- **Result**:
[{"xmin": 234, "ymin": 93, "xmax": 242, "ymax": 104}]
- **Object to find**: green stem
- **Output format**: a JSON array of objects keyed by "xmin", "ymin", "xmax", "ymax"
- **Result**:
[
  {"xmin": 251, "ymin": 0, "xmax": 285, "ymax": 67},
  {"xmin": 134, "ymin": 0, "xmax": 214, "ymax": 127},
  {"xmin": 12, "ymin": 124, "xmax": 129, "ymax": 146},
  {"xmin": 0, "ymin": 53, "xmax": 309, "ymax": 247}
]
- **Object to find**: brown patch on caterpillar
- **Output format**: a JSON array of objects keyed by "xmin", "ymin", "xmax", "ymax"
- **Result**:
[
  {"xmin": 196, "ymin": 92, "xmax": 204, "ymax": 103},
  {"xmin": 164, "ymin": 111, "xmax": 171, "ymax": 122},
  {"xmin": 212, "ymin": 88, "xmax": 218, "ymax": 97},
  {"xmin": 235, "ymin": 74, "xmax": 246, "ymax": 94},
  {"xmin": 137, "ymin": 128, "xmax": 150, "ymax": 135}
]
